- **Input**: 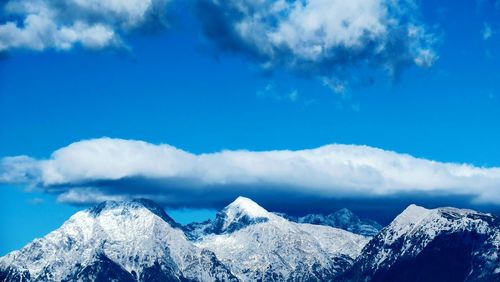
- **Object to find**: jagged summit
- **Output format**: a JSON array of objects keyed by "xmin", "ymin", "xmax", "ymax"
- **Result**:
[
  {"xmin": 88, "ymin": 198, "xmax": 180, "ymax": 228},
  {"xmin": 288, "ymin": 207, "xmax": 383, "ymax": 237}
]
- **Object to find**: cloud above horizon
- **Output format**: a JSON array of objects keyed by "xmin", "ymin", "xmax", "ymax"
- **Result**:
[
  {"xmin": 0, "ymin": 1, "xmax": 437, "ymax": 76},
  {"xmin": 1, "ymin": 138, "xmax": 499, "ymax": 209},
  {"xmin": 0, "ymin": 0, "xmax": 439, "ymax": 95},
  {"xmin": 0, "ymin": 0, "xmax": 170, "ymax": 51},
  {"xmin": 196, "ymin": 0, "xmax": 437, "ymax": 83}
]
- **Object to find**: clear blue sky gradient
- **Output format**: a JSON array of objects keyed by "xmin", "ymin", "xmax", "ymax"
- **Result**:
[{"xmin": 1, "ymin": 0, "xmax": 500, "ymax": 255}]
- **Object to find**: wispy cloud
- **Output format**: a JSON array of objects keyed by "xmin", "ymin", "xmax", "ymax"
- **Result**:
[
  {"xmin": 28, "ymin": 197, "xmax": 44, "ymax": 205},
  {"xmin": 1, "ymin": 138, "xmax": 500, "ymax": 209},
  {"xmin": 0, "ymin": 0, "xmax": 170, "ymax": 52},
  {"xmin": 483, "ymin": 23, "xmax": 493, "ymax": 40},
  {"xmin": 257, "ymin": 82, "xmax": 302, "ymax": 103}
]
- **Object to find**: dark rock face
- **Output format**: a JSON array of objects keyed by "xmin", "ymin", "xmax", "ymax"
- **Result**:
[
  {"xmin": 212, "ymin": 212, "xmax": 269, "ymax": 234},
  {"xmin": 345, "ymin": 232, "xmax": 488, "ymax": 282},
  {"xmin": 197, "ymin": 250, "xmax": 239, "ymax": 282},
  {"xmin": 183, "ymin": 205, "xmax": 269, "ymax": 240},
  {"xmin": 0, "ymin": 267, "xmax": 31, "ymax": 282},
  {"xmin": 137, "ymin": 261, "xmax": 183, "ymax": 282},
  {"xmin": 65, "ymin": 254, "xmax": 137, "ymax": 282}
]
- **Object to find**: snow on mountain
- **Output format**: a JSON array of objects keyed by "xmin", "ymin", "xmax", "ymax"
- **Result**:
[
  {"xmin": 341, "ymin": 204, "xmax": 500, "ymax": 282},
  {"xmin": 282, "ymin": 208, "xmax": 382, "ymax": 237},
  {"xmin": 183, "ymin": 196, "xmax": 271, "ymax": 240},
  {"xmin": 0, "ymin": 199, "xmax": 238, "ymax": 282},
  {"xmin": 222, "ymin": 196, "xmax": 270, "ymax": 225},
  {"xmin": 3, "ymin": 197, "xmax": 497, "ymax": 282},
  {"xmin": 194, "ymin": 198, "xmax": 369, "ymax": 281}
]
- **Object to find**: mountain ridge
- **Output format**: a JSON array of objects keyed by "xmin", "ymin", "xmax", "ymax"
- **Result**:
[
  {"xmin": 1, "ymin": 198, "xmax": 499, "ymax": 282},
  {"xmin": 277, "ymin": 207, "xmax": 382, "ymax": 237}
]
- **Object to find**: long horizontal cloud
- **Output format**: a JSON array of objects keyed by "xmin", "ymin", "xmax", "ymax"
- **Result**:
[
  {"xmin": 0, "ymin": 0, "xmax": 170, "ymax": 51},
  {"xmin": 1, "ymin": 138, "xmax": 499, "ymax": 209},
  {"xmin": 196, "ymin": 0, "xmax": 437, "ymax": 81}
]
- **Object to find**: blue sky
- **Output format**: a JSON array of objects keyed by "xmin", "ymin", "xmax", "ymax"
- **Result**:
[{"xmin": 1, "ymin": 0, "xmax": 500, "ymax": 255}]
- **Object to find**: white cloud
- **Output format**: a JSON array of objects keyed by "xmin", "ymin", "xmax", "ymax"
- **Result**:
[
  {"xmin": 0, "ymin": 0, "xmax": 169, "ymax": 51},
  {"xmin": 267, "ymin": 0, "xmax": 387, "ymax": 60},
  {"xmin": 1, "ymin": 138, "xmax": 500, "ymax": 207},
  {"xmin": 197, "ymin": 0, "xmax": 437, "ymax": 77}
]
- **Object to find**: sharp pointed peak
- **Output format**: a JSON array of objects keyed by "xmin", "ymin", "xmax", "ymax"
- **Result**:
[
  {"xmin": 208, "ymin": 196, "xmax": 272, "ymax": 234},
  {"xmin": 224, "ymin": 196, "xmax": 270, "ymax": 217}
]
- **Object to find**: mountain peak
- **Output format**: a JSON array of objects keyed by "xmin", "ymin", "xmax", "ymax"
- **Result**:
[
  {"xmin": 394, "ymin": 204, "xmax": 431, "ymax": 223},
  {"xmin": 225, "ymin": 196, "xmax": 270, "ymax": 218},
  {"xmin": 194, "ymin": 196, "xmax": 270, "ymax": 235},
  {"xmin": 219, "ymin": 196, "xmax": 271, "ymax": 232},
  {"xmin": 88, "ymin": 198, "xmax": 180, "ymax": 228},
  {"xmin": 183, "ymin": 197, "xmax": 274, "ymax": 240},
  {"xmin": 1, "ymin": 198, "xmax": 237, "ymax": 281},
  {"xmin": 393, "ymin": 204, "xmax": 487, "ymax": 227}
]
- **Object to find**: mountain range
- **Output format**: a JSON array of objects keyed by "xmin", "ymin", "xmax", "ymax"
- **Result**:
[{"xmin": 1, "ymin": 197, "xmax": 498, "ymax": 282}]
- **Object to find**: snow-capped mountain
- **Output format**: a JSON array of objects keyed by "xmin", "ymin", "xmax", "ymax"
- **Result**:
[
  {"xmin": 281, "ymin": 208, "xmax": 382, "ymax": 237},
  {"xmin": 0, "ymin": 199, "xmax": 238, "ymax": 282},
  {"xmin": 340, "ymin": 204, "xmax": 500, "ymax": 282},
  {"xmin": 184, "ymin": 197, "xmax": 381, "ymax": 240},
  {"xmin": 2, "ymin": 197, "xmax": 498, "ymax": 282},
  {"xmin": 194, "ymin": 197, "xmax": 369, "ymax": 282},
  {"xmin": 183, "ymin": 196, "xmax": 271, "ymax": 241}
]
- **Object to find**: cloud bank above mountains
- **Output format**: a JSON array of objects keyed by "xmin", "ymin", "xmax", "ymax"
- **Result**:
[{"xmin": 1, "ymin": 138, "xmax": 499, "ymax": 210}]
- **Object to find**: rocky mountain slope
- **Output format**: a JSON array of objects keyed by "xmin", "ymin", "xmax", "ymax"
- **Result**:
[
  {"xmin": 0, "ymin": 199, "xmax": 238, "ymax": 282},
  {"xmin": 194, "ymin": 197, "xmax": 369, "ymax": 281},
  {"xmin": 1, "ymin": 198, "xmax": 498, "ymax": 282},
  {"xmin": 340, "ymin": 204, "xmax": 500, "ymax": 282}
]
